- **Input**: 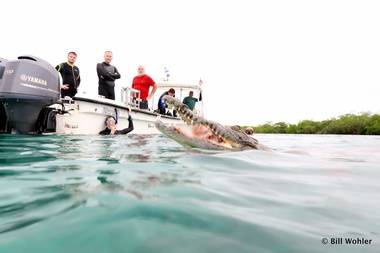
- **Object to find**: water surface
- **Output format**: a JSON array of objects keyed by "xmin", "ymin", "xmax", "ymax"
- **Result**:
[{"xmin": 0, "ymin": 134, "xmax": 379, "ymax": 253}]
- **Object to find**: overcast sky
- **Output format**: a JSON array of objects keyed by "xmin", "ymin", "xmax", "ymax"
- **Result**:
[{"xmin": 2, "ymin": 0, "xmax": 380, "ymax": 126}]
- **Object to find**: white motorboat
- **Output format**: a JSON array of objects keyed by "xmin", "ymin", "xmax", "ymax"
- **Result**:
[{"xmin": 0, "ymin": 55, "xmax": 203, "ymax": 135}]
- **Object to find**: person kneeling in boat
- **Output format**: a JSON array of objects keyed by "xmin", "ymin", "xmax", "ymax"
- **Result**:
[
  {"xmin": 158, "ymin": 88, "xmax": 177, "ymax": 117},
  {"xmin": 99, "ymin": 108, "xmax": 134, "ymax": 135}
]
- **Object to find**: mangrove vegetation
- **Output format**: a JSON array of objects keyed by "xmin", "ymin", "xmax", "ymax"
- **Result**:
[{"xmin": 244, "ymin": 112, "xmax": 380, "ymax": 135}]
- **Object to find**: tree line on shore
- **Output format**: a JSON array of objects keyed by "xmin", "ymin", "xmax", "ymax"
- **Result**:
[{"xmin": 242, "ymin": 112, "xmax": 380, "ymax": 135}]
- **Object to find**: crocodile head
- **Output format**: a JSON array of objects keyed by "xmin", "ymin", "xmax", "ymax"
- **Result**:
[{"xmin": 155, "ymin": 96, "xmax": 272, "ymax": 151}]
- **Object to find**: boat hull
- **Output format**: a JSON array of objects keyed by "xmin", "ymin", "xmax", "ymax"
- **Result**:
[{"xmin": 54, "ymin": 94, "xmax": 188, "ymax": 135}]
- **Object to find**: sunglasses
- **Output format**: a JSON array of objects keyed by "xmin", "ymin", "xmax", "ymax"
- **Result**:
[{"xmin": 106, "ymin": 119, "xmax": 116, "ymax": 124}]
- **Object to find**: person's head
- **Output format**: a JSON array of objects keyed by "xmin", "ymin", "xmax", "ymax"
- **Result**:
[
  {"xmin": 104, "ymin": 51, "xmax": 113, "ymax": 64},
  {"xmin": 189, "ymin": 91, "xmax": 194, "ymax": 98},
  {"xmin": 138, "ymin": 65, "xmax": 145, "ymax": 76},
  {"xmin": 245, "ymin": 127, "xmax": 254, "ymax": 135},
  {"xmin": 67, "ymin": 52, "xmax": 77, "ymax": 64},
  {"xmin": 105, "ymin": 116, "xmax": 116, "ymax": 126},
  {"xmin": 168, "ymin": 88, "xmax": 175, "ymax": 97}
]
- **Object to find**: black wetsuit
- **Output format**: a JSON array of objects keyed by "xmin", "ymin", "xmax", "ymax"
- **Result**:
[
  {"xmin": 99, "ymin": 117, "xmax": 134, "ymax": 135},
  {"xmin": 158, "ymin": 91, "xmax": 177, "ymax": 117},
  {"xmin": 96, "ymin": 62, "xmax": 121, "ymax": 100},
  {"xmin": 56, "ymin": 62, "xmax": 81, "ymax": 98},
  {"xmin": 158, "ymin": 91, "xmax": 169, "ymax": 115}
]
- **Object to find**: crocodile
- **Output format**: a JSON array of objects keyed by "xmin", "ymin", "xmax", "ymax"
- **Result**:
[{"xmin": 155, "ymin": 95, "xmax": 272, "ymax": 151}]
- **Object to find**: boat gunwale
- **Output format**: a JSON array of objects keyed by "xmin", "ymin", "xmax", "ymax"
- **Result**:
[{"xmin": 72, "ymin": 96, "xmax": 182, "ymax": 121}]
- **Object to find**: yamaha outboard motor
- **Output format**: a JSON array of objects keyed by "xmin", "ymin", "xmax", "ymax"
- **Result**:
[
  {"xmin": 0, "ymin": 55, "xmax": 60, "ymax": 134},
  {"xmin": 0, "ymin": 57, "xmax": 8, "ymax": 80}
]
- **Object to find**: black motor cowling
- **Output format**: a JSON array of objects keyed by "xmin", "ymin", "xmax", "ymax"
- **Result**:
[{"xmin": 0, "ymin": 55, "xmax": 60, "ymax": 134}]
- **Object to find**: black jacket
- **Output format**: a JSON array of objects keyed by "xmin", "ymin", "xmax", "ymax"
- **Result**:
[
  {"xmin": 56, "ymin": 62, "xmax": 81, "ymax": 90},
  {"xmin": 96, "ymin": 62, "xmax": 121, "ymax": 87}
]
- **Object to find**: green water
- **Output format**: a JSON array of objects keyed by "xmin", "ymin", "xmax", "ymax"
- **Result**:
[{"xmin": 0, "ymin": 134, "xmax": 379, "ymax": 253}]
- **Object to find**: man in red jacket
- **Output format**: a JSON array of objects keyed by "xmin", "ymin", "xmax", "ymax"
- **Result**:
[{"xmin": 131, "ymin": 65, "xmax": 158, "ymax": 109}]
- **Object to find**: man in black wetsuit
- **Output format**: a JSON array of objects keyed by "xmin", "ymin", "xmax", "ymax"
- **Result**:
[
  {"xmin": 56, "ymin": 52, "xmax": 81, "ymax": 98},
  {"xmin": 99, "ymin": 108, "xmax": 134, "ymax": 135},
  {"xmin": 96, "ymin": 51, "xmax": 121, "ymax": 100}
]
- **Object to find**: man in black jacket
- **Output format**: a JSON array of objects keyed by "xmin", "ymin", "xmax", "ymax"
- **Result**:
[
  {"xmin": 56, "ymin": 52, "xmax": 81, "ymax": 98},
  {"xmin": 99, "ymin": 108, "xmax": 134, "ymax": 135},
  {"xmin": 97, "ymin": 51, "xmax": 121, "ymax": 100}
]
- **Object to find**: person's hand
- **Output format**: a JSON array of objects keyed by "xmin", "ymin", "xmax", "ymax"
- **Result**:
[
  {"xmin": 128, "ymin": 107, "xmax": 132, "ymax": 115},
  {"xmin": 109, "ymin": 124, "xmax": 116, "ymax": 134},
  {"xmin": 61, "ymin": 84, "xmax": 69, "ymax": 90}
]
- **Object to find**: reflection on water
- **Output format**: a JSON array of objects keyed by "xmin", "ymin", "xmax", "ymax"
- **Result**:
[{"xmin": 52, "ymin": 134, "xmax": 189, "ymax": 164}]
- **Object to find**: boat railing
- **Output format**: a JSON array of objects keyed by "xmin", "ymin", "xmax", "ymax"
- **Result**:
[{"xmin": 121, "ymin": 87, "xmax": 142, "ymax": 108}]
